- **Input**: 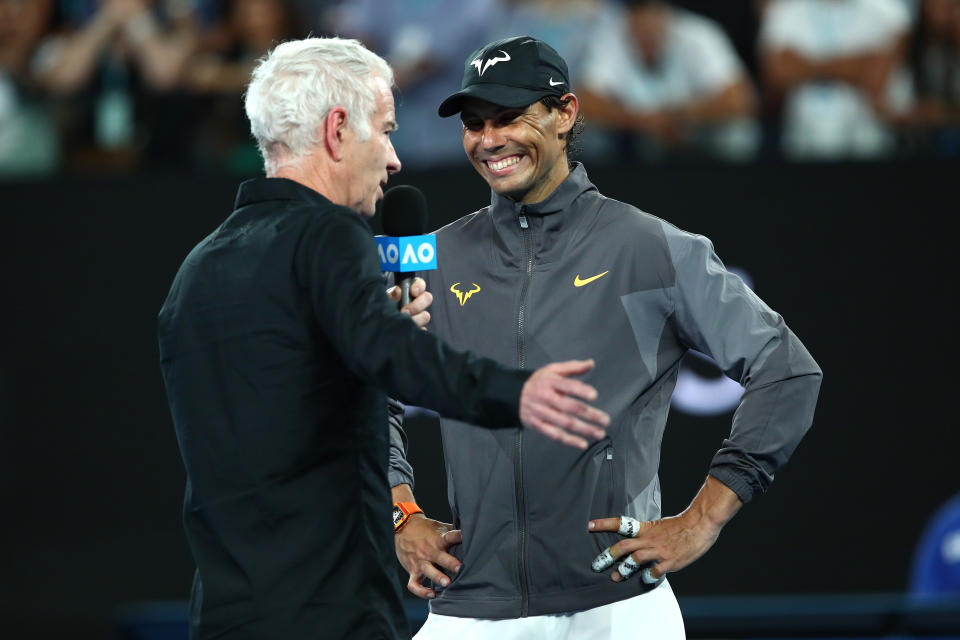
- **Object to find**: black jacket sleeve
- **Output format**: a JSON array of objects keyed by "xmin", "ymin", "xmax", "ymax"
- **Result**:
[{"xmin": 295, "ymin": 206, "xmax": 529, "ymax": 429}]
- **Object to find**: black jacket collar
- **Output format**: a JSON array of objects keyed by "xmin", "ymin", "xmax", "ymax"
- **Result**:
[{"xmin": 234, "ymin": 177, "xmax": 334, "ymax": 210}]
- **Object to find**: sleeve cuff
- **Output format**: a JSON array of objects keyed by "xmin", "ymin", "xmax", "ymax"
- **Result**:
[
  {"xmin": 707, "ymin": 467, "xmax": 762, "ymax": 505},
  {"xmin": 389, "ymin": 467, "xmax": 415, "ymax": 490}
]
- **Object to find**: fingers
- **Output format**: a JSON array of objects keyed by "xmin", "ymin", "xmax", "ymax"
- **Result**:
[
  {"xmin": 398, "ymin": 279, "xmax": 433, "ymax": 328},
  {"xmin": 408, "ymin": 277, "xmax": 426, "ymax": 298},
  {"xmin": 420, "ymin": 560, "xmax": 453, "ymax": 589},
  {"xmin": 550, "ymin": 394, "xmax": 610, "ymax": 429},
  {"xmin": 429, "ymin": 536, "xmax": 463, "ymax": 575},
  {"xmin": 588, "ymin": 517, "xmax": 624, "ymax": 533},
  {"xmin": 551, "ymin": 375, "xmax": 600, "ymax": 402},
  {"xmin": 591, "ymin": 540, "xmax": 649, "ymax": 572},
  {"xmin": 406, "ymin": 308, "xmax": 431, "ymax": 328},
  {"xmin": 591, "ymin": 548, "xmax": 615, "ymax": 572},
  {"xmin": 617, "ymin": 516, "xmax": 642, "ymax": 537},
  {"xmin": 388, "ymin": 278, "xmax": 428, "ymax": 304},
  {"xmin": 590, "ymin": 534, "xmax": 656, "ymax": 572},
  {"xmin": 617, "ymin": 555, "xmax": 642, "ymax": 579},
  {"xmin": 640, "ymin": 566, "xmax": 662, "ymax": 584},
  {"xmin": 442, "ymin": 528, "xmax": 463, "ymax": 547},
  {"xmin": 406, "ymin": 573, "xmax": 435, "ymax": 599},
  {"xmin": 592, "ymin": 542, "xmax": 663, "ymax": 583},
  {"xmin": 401, "ymin": 290, "xmax": 433, "ymax": 316},
  {"xmin": 612, "ymin": 552, "xmax": 663, "ymax": 583},
  {"xmin": 543, "ymin": 359, "xmax": 596, "ymax": 377},
  {"xmin": 527, "ymin": 414, "xmax": 589, "ymax": 450},
  {"xmin": 532, "ymin": 401, "xmax": 606, "ymax": 439},
  {"xmin": 520, "ymin": 362, "xmax": 610, "ymax": 448}
]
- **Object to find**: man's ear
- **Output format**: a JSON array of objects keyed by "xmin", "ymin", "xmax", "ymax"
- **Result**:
[
  {"xmin": 556, "ymin": 92, "xmax": 579, "ymax": 137},
  {"xmin": 324, "ymin": 107, "xmax": 349, "ymax": 161}
]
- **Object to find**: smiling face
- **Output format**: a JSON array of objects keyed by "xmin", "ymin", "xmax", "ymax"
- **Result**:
[
  {"xmin": 460, "ymin": 96, "xmax": 575, "ymax": 204},
  {"xmin": 341, "ymin": 76, "xmax": 401, "ymax": 217}
]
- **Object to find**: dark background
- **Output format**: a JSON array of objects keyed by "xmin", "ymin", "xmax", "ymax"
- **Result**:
[{"xmin": 1, "ymin": 159, "xmax": 957, "ymax": 637}]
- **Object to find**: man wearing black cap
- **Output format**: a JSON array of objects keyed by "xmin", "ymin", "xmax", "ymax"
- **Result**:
[{"xmin": 390, "ymin": 36, "xmax": 821, "ymax": 638}]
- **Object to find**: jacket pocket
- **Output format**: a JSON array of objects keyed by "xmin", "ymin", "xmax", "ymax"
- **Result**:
[{"xmin": 603, "ymin": 445, "xmax": 616, "ymax": 516}]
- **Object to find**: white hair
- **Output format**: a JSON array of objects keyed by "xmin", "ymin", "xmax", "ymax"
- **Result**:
[{"xmin": 244, "ymin": 37, "xmax": 394, "ymax": 175}]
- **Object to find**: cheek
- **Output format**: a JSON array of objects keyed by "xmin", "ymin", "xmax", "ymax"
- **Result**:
[{"xmin": 462, "ymin": 132, "xmax": 477, "ymax": 154}]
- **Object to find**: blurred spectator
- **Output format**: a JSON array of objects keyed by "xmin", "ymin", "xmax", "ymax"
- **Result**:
[
  {"xmin": 184, "ymin": 0, "xmax": 297, "ymax": 93},
  {"xmin": 0, "ymin": 0, "xmax": 59, "ymax": 176},
  {"xmin": 899, "ymin": 0, "xmax": 960, "ymax": 153},
  {"xmin": 759, "ymin": 0, "xmax": 915, "ymax": 159},
  {"xmin": 288, "ymin": 0, "xmax": 346, "ymax": 36},
  {"xmin": 30, "ymin": 0, "xmax": 204, "ymax": 170},
  {"xmin": 183, "ymin": 0, "xmax": 304, "ymax": 173},
  {"xmin": 578, "ymin": 0, "xmax": 760, "ymax": 162},
  {"xmin": 910, "ymin": 491, "xmax": 960, "ymax": 599},
  {"xmin": 489, "ymin": 0, "xmax": 604, "ymax": 81},
  {"xmin": 335, "ymin": 0, "xmax": 497, "ymax": 168}
]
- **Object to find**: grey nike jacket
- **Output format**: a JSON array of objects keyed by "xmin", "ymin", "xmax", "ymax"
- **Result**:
[{"xmin": 389, "ymin": 163, "xmax": 822, "ymax": 618}]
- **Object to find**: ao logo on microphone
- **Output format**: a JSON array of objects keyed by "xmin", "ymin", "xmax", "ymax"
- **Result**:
[{"xmin": 376, "ymin": 235, "xmax": 438, "ymax": 273}]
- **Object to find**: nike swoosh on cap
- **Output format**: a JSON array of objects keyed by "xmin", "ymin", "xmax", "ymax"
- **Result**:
[{"xmin": 548, "ymin": 77, "xmax": 564, "ymax": 86}]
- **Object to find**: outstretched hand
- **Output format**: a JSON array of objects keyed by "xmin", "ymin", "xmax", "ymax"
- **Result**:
[{"xmin": 520, "ymin": 359, "xmax": 609, "ymax": 449}]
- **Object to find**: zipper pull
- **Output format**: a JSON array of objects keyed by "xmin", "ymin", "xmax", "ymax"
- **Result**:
[
  {"xmin": 606, "ymin": 448, "xmax": 613, "ymax": 461},
  {"xmin": 518, "ymin": 214, "xmax": 528, "ymax": 229}
]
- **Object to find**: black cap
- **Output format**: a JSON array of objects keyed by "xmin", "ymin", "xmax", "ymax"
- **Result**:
[{"xmin": 438, "ymin": 36, "xmax": 570, "ymax": 118}]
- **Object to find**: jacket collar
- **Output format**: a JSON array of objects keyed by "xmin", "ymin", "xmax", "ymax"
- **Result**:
[
  {"xmin": 234, "ymin": 177, "xmax": 334, "ymax": 210},
  {"xmin": 485, "ymin": 162, "xmax": 598, "ymax": 269},
  {"xmin": 488, "ymin": 162, "xmax": 596, "ymax": 219}
]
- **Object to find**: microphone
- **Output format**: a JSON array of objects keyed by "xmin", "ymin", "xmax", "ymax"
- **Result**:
[{"xmin": 377, "ymin": 185, "xmax": 437, "ymax": 307}]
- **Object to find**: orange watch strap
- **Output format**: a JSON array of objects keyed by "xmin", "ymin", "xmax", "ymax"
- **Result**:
[{"xmin": 393, "ymin": 501, "xmax": 423, "ymax": 532}]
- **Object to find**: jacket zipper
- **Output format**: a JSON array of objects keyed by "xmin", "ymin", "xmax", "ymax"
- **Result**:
[{"xmin": 515, "ymin": 208, "xmax": 532, "ymax": 616}]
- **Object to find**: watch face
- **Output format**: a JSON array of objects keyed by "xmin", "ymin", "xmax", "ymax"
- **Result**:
[{"xmin": 393, "ymin": 506, "xmax": 405, "ymax": 528}]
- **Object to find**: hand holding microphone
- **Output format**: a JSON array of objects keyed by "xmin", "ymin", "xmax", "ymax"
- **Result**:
[
  {"xmin": 388, "ymin": 277, "xmax": 432, "ymax": 328},
  {"xmin": 378, "ymin": 185, "xmax": 435, "ymax": 308}
]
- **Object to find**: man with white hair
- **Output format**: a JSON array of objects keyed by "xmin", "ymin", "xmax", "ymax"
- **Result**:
[{"xmin": 158, "ymin": 37, "xmax": 609, "ymax": 640}]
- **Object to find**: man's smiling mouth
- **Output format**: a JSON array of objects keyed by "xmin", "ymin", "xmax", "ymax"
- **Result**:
[{"xmin": 485, "ymin": 155, "xmax": 521, "ymax": 171}]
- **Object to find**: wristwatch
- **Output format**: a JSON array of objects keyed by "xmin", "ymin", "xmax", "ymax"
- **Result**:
[{"xmin": 393, "ymin": 501, "xmax": 423, "ymax": 533}]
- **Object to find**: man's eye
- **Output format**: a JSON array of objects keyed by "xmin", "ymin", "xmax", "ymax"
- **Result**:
[{"xmin": 463, "ymin": 121, "xmax": 483, "ymax": 131}]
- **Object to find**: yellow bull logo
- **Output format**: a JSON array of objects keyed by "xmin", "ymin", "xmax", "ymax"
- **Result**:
[{"xmin": 450, "ymin": 282, "xmax": 481, "ymax": 306}]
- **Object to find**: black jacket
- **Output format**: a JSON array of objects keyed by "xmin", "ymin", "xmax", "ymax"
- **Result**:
[{"xmin": 158, "ymin": 177, "xmax": 528, "ymax": 639}]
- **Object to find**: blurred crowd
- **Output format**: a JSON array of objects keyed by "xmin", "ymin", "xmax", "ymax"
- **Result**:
[{"xmin": 1, "ymin": 0, "xmax": 959, "ymax": 176}]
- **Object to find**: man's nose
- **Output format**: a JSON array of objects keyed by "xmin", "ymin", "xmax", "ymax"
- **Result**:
[
  {"xmin": 481, "ymin": 121, "xmax": 506, "ymax": 150},
  {"xmin": 386, "ymin": 139, "xmax": 401, "ymax": 174}
]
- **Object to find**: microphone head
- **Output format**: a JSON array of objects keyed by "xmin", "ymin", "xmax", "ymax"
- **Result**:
[{"xmin": 381, "ymin": 185, "xmax": 428, "ymax": 237}]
